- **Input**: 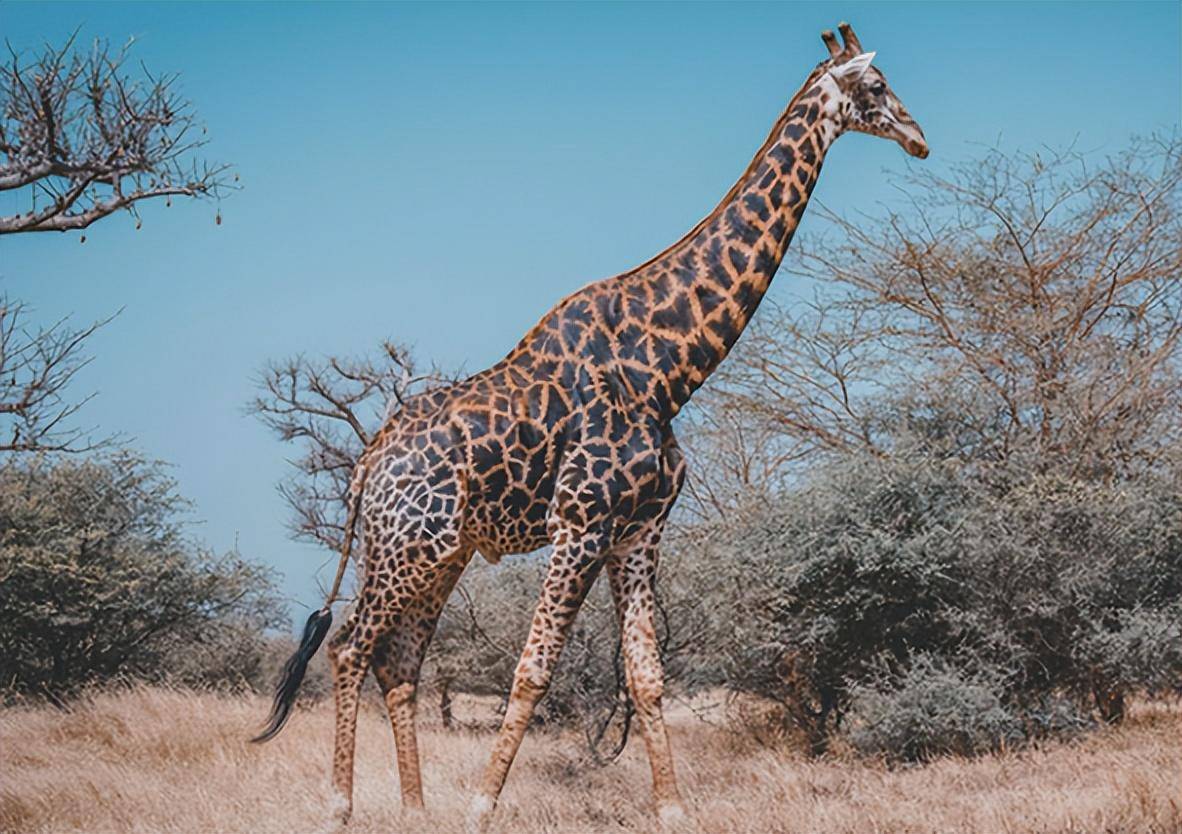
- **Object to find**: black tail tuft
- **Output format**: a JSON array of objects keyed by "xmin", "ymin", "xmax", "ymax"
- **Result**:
[{"xmin": 251, "ymin": 607, "xmax": 333, "ymax": 743}]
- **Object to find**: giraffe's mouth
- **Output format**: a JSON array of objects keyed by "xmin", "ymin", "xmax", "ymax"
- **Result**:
[{"xmin": 893, "ymin": 121, "xmax": 929, "ymax": 159}]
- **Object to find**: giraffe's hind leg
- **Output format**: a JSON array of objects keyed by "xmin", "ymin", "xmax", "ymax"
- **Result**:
[
  {"xmin": 607, "ymin": 543, "xmax": 685, "ymax": 823},
  {"xmin": 325, "ymin": 609, "xmax": 364, "ymax": 826},
  {"xmin": 371, "ymin": 554, "xmax": 470, "ymax": 812},
  {"xmin": 324, "ymin": 544, "xmax": 459, "ymax": 827}
]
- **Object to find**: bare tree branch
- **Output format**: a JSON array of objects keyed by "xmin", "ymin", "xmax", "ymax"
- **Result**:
[
  {"xmin": 0, "ymin": 296, "xmax": 117, "ymax": 453},
  {"xmin": 0, "ymin": 33, "xmax": 234, "ymax": 234},
  {"xmin": 248, "ymin": 342, "xmax": 453, "ymax": 551},
  {"xmin": 681, "ymin": 134, "xmax": 1182, "ymax": 518}
]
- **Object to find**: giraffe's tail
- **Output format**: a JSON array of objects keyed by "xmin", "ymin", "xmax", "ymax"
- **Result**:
[
  {"xmin": 251, "ymin": 463, "xmax": 368, "ymax": 744},
  {"xmin": 250, "ymin": 606, "xmax": 334, "ymax": 743}
]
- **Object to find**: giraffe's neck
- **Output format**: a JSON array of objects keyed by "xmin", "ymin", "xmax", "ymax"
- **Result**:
[{"xmin": 626, "ymin": 73, "xmax": 843, "ymax": 418}]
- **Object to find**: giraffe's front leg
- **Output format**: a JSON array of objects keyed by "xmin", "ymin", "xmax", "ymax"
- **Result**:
[
  {"xmin": 607, "ymin": 544, "xmax": 686, "ymax": 825},
  {"xmin": 467, "ymin": 530, "xmax": 606, "ymax": 830}
]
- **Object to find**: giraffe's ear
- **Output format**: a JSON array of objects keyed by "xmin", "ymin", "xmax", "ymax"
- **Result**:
[{"xmin": 830, "ymin": 51, "xmax": 876, "ymax": 81}]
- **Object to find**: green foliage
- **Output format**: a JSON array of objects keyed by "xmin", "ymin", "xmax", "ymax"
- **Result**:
[
  {"xmin": 0, "ymin": 453, "xmax": 286, "ymax": 700},
  {"xmin": 1075, "ymin": 607, "xmax": 1182, "ymax": 697},
  {"xmin": 681, "ymin": 448, "xmax": 1182, "ymax": 756},
  {"xmin": 846, "ymin": 655, "xmax": 1023, "ymax": 761}
]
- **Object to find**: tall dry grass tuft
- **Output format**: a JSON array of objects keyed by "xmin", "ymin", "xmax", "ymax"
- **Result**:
[{"xmin": 2, "ymin": 687, "xmax": 1180, "ymax": 833}]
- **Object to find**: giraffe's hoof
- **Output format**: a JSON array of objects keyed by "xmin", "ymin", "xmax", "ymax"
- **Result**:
[
  {"xmin": 464, "ymin": 794, "xmax": 495, "ymax": 834},
  {"xmin": 320, "ymin": 793, "xmax": 351, "ymax": 833},
  {"xmin": 399, "ymin": 801, "xmax": 428, "ymax": 826},
  {"xmin": 657, "ymin": 801, "xmax": 689, "ymax": 828}
]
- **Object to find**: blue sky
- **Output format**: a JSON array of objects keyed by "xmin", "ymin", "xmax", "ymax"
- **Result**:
[{"xmin": 2, "ymin": 1, "xmax": 1179, "ymax": 620}]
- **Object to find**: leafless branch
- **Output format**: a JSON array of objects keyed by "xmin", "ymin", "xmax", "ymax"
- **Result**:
[
  {"xmin": 680, "ymin": 134, "xmax": 1182, "ymax": 513},
  {"xmin": 249, "ymin": 342, "xmax": 453, "ymax": 551},
  {"xmin": 0, "ymin": 33, "xmax": 234, "ymax": 234},
  {"xmin": 0, "ymin": 295, "xmax": 118, "ymax": 453}
]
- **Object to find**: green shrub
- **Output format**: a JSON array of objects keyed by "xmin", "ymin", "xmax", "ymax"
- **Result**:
[
  {"xmin": 0, "ymin": 453, "xmax": 286, "ymax": 701},
  {"xmin": 681, "ymin": 450, "xmax": 1182, "ymax": 753},
  {"xmin": 686, "ymin": 453, "xmax": 979, "ymax": 749},
  {"xmin": 846, "ymin": 656, "xmax": 1022, "ymax": 761}
]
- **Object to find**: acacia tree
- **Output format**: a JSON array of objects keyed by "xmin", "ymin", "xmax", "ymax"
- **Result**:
[
  {"xmin": 685, "ymin": 135, "xmax": 1182, "ymax": 511},
  {"xmin": 669, "ymin": 137, "xmax": 1182, "ymax": 739},
  {"xmin": 1, "ymin": 33, "xmax": 232, "ymax": 234},
  {"xmin": 0, "ymin": 452, "xmax": 285, "ymax": 701}
]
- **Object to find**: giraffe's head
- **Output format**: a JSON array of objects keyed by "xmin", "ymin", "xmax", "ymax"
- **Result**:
[{"xmin": 817, "ymin": 22, "xmax": 929, "ymax": 159}]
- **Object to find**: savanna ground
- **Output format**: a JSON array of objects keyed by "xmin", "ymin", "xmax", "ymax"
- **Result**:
[{"xmin": 2, "ymin": 688, "xmax": 1179, "ymax": 834}]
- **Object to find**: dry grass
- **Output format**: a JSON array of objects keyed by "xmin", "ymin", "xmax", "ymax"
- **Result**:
[{"xmin": 2, "ymin": 687, "xmax": 1179, "ymax": 834}]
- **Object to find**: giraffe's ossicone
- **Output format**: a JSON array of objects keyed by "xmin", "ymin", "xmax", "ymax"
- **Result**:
[{"xmin": 254, "ymin": 20, "xmax": 928, "ymax": 829}]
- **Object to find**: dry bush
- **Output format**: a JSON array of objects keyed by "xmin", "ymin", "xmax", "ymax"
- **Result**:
[{"xmin": 2, "ymin": 687, "xmax": 1180, "ymax": 834}]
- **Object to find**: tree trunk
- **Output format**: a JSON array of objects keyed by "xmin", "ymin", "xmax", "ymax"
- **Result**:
[{"xmin": 1093, "ymin": 684, "xmax": 1126, "ymax": 725}]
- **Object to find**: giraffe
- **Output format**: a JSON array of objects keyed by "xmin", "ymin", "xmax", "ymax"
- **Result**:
[{"xmin": 253, "ymin": 21, "xmax": 927, "ymax": 829}]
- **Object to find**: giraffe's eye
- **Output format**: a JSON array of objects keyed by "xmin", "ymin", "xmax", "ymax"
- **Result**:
[{"xmin": 869, "ymin": 82, "xmax": 886, "ymax": 96}]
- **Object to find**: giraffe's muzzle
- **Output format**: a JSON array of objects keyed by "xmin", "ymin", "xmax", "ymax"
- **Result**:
[{"xmin": 895, "ymin": 121, "xmax": 929, "ymax": 159}]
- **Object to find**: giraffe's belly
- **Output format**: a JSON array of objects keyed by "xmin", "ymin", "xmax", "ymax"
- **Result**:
[
  {"xmin": 459, "ymin": 429, "xmax": 558, "ymax": 558},
  {"xmin": 462, "ymin": 478, "xmax": 554, "ymax": 561}
]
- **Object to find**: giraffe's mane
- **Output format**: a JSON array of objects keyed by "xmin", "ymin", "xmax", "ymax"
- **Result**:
[
  {"xmin": 504, "ymin": 60, "xmax": 830, "ymax": 361},
  {"xmin": 613, "ymin": 62, "xmax": 829, "ymax": 281}
]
